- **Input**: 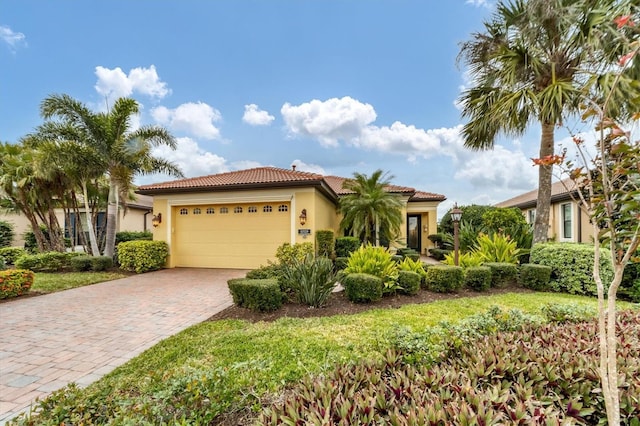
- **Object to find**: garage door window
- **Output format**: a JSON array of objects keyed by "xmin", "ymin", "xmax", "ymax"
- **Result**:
[
  {"xmin": 179, "ymin": 208, "xmax": 188, "ymax": 215},
  {"xmin": 248, "ymin": 206, "xmax": 257, "ymax": 213},
  {"xmin": 220, "ymin": 207, "xmax": 228, "ymax": 214},
  {"xmin": 234, "ymin": 206, "xmax": 243, "ymax": 213},
  {"xmin": 193, "ymin": 208, "xmax": 201, "ymax": 215},
  {"xmin": 206, "ymin": 207, "xmax": 214, "ymax": 214},
  {"xmin": 278, "ymin": 204, "xmax": 288, "ymax": 212},
  {"xmin": 263, "ymin": 205, "xmax": 272, "ymax": 213}
]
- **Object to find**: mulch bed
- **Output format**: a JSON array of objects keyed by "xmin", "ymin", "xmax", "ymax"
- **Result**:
[{"xmin": 208, "ymin": 284, "xmax": 533, "ymax": 323}]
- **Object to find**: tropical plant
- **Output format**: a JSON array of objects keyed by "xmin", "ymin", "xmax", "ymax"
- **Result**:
[
  {"xmin": 338, "ymin": 170, "xmax": 403, "ymax": 246},
  {"xmin": 397, "ymin": 256, "xmax": 427, "ymax": 281},
  {"xmin": 281, "ymin": 254, "xmax": 337, "ymax": 307},
  {"xmin": 344, "ymin": 244, "xmax": 399, "ymax": 293},
  {"xmin": 443, "ymin": 251, "xmax": 483, "ymax": 268},
  {"xmin": 471, "ymin": 233, "xmax": 523, "ymax": 264},
  {"xmin": 39, "ymin": 94, "xmax": 183, "ymax": 258},
  {"xmin": 0, "ymin": 221, "xmax": 13, "ymax": 248},
  {"xmin": 458, "ymin": 0, "xmax": 633, "ymax": 245}
]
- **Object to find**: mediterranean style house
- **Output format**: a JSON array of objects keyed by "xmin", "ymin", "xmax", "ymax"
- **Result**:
[
  {"xmin": 137, "ymin": 166, "xmax": 446, "ymax": 269},
  {"xmin": 496, "ymin": 178, "xmax": 592, "ymax": 243},
  {"xmin": 0, "ymin": 195, "xmax": 154, "ymax": 247}
]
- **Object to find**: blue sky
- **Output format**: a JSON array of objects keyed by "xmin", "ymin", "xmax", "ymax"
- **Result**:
[{"xmin": 1, "ymin": 0, "xmax": 568, "ymax": 217}]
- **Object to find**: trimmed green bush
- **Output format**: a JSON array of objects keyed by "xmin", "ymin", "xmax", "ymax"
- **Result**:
[
  {"xmin": 0, "ymin": 221, "xmax": 14, "ymax": 248},
  {"xmin": 0, "ymin": 257, "xmax": 5, "ymax": 271},
  {"xmin": 0, "ymin": 247, "xmax": 26, "ymax": 265},
  {"xmin": 428, "ymin": 248, "xmax": 450, "ymax": 261},
  {"xmin": 91, "ymin": 256, "xmax": 113, "ymax": 271},
  {"xmin": 334, "ymin": 257, "xmax": 349, "ymax": 271},
  {"xmin": 335, "ymin": 237, "xmax": 360, "ymax": 258},
  {"xmin": 117, "ymin": 241, "xmax": 169, "ymax": 273},
  {"xmin": 70, "ymin": 255, "xmax": 93, "ymax": 272},
  {"xmin": 397, "ymin": 257, "xmax": 427, "ymax": 286},
  {"xmin": 275, "ymin": 242, "xmax": 314, "ymax": 266},
  {"xmin": 397, "ymin": 270, "xmax": 421, "ymax": 295},
  {"xmin": 424, "ymin": 265, "xmax": 464, "ymax": 293},
  {"xmin": 343, "ymin": 273, "xmax": 383, "ymax": 303},
  {"xmin": 464, "ymin": 266, "xmax": 491, "ymax": 291},
  {"xmin": 115, "ymin": 231, "xmax": 153, "ymax": 245},
  {"xmin": 14, "ymin": 251, "xmax": 71, "ymax": 272},
  {"xmin": 0, "ymin": 269, "xmax": 34, "ymax": 299},
  {"xmin": 227, "ymin": 278, "xmax": 282, "ymax": 312},
  {"xmin": 518, "ymin": 263, "xmax": 552, "ymax": 291},
  {"xmin": 483, "ymin": 262, "xmax": 518, "ymax": 288},
  {"xmin": 246, "ymin": 264, "xmax": 283, "ymax": 280},
  {"xmin": 530, "ymin": 243, "xmax": 614, "ymax": 295},
  {"xmin": 391, "ymin": 254, "xmax": 403, "ymax": 263},
  {"xmin": 315, "ymin": 230, "xmax": 335, "ymax": 258},
  {"xmin": 282, "ymin": 254, "xmax": 337, "ymax": 307}
]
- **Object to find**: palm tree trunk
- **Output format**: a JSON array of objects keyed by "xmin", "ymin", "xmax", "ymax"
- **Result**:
[
  {"xmin": 533, "ymin": 121, "xmax": 555, "ymax": 245},
  {"xmin": 82, "ymin": 181, "xmax": 101, "ymax": 256},
  {"xmin": 103, "ymin": 180, "xmax": 118, "ymax": 258}
]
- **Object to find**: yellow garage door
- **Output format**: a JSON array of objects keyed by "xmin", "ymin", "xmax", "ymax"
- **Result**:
[{"xmin": 173, "ymin": 202, "xmax": 291, "ymax": 269}]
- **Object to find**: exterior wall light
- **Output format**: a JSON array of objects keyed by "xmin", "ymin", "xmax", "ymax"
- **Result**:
[
  {"xmin": 152, "ymin": 213, "xmax": 162, "ymax": 227},
  {"xmin": 450, "ymin": 203, "xmax": 463, "ymax": 266},
  {"xmin": 299, "ymin": 209, "xmax": 307, "ymax": 226}
]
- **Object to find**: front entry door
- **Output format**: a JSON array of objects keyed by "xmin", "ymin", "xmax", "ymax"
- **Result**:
[{"xmin": 407, "ymin": 215, "xmax": 421, "ymax": 253}]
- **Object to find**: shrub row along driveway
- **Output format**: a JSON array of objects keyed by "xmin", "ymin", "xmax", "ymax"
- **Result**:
[{"xmin": 0, "ymin": 268, "xmax": 246, "ymax": 424}]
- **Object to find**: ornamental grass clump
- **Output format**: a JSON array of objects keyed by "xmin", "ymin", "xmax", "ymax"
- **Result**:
[
  {"xmin": 281, "ymin": 254, "xmax": 337, "ymax": 308},
  {"xmin": 261, "ymin": 310, "xmax": 640, "ymax": 424}
]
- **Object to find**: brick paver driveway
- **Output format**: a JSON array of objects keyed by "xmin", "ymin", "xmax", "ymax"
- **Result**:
[{"xmin": 0, "ymin": 268, "xmax": 246, "ymax": 424}]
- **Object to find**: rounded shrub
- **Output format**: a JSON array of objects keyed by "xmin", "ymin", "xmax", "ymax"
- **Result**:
[
  {"xmin": 483, "ymin": 262, "xmax": 518, "ymax": 288},
  {"xmin": 335, "ymin": 237, "xmax": 361, "ymax": 258},
  {"xmin": 315, "ymin": 230, "xmax": 335, "ymax": 258},
  {"xmin": 14, "ymin": 251, "xmax": 70, "ymax": 272},
  {"xmin": 70, "ymin": 255, "xmax": 93, "ymax": 272},
  {"xmin": 518, "ymin": 263, "xmax": 552, "ymax": 291},
  {"xmin": 0, "ymin": 269, "xmax": 35, "ymax": 299},
  {"xmin": 227, "ymin": 278, "xmax": 283, "ymax": 312},
  {"xmin": 464, "ymin": 266, "xmax": 491, "ymax": 291},
  {"xmin": 343, "ymin": 273, "xmax": 383, "ymax": 303},
  {"xmin": 397, "ymin": 270, "xmax": 421, "ymax": 295},
  {"xmin": 334, "ymin": 257, "xmax": 349, "ymax": 271},
  {"xmin": 91, "ymin": 256, "xmax": 114, "ymax": 271},
  {"xmin": 424, "ymin": 265, "xmax": 464, "ymax": 293},
  {"xmin": 0, "ymin": 247, "xmax": 26, "ymax": 265},
  {"xmin": 117, "ymin": 241, "xmax": 169, "ymax": 273}
]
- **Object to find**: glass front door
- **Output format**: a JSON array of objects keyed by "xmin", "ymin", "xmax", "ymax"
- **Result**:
[{"xmin": 407, "ymin": 215, "xmax": 421, "ymax": 253}]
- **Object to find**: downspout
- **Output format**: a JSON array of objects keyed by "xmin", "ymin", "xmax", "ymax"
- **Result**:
[
  {"xmin": 144, "ymin": 210, "xmax": 152, "ymax": 232},
  {"xmin": 577, "ymin": 202, "xmax": 582, "ymax": 243}
]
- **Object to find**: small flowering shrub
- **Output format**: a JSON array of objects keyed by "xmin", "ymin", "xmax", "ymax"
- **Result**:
[
  {"xmin": 117, "ymin": 241, "xmax": 169, "ymax": 273},
  {"xmin": 0, "ymin": 269, "xmax": 35, "ymax": 299}
]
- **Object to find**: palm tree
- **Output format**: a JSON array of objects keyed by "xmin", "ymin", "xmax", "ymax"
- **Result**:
[
  {"xmin": 457, "ymin": 0, "xmax": 632, "ymax": 245},
  {"xmin": 40, "ymin": 94, "xmax": 184, "ymax": 258},
  {"xmin": 338, "ymin": 170, "xmax": 404, "ymax": 246}
]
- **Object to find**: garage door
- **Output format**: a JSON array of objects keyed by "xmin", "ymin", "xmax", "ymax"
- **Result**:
[{"xmin": 173, "ymin": 202, "xmax": 291, "ymax": 269}]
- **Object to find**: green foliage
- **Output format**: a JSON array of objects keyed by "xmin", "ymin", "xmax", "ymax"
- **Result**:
[
  {"xmin": 428, "ymin": 248, "xmax": 451, "ymax": 261},
  {"xmin": 115, "ymin": 231, "xmax": 153, "ymax": 244},
  {"xmin": 0, "ymin": 257, "xmax": 5, "ymax": 271},
  {"xmin": 0, "ymin": 220, "xmax": 14, "ymax": 247},
  {"xmin": 464, "ymin": 266, "xmax": 492, "ymax": 291},
  {"xmin": 397, "ymin": 270, "xmax": 421, "ymax": 295},
  {"xmin": 620, "ymin": 258, "xmax": 640, "ymax": 302},
  {"xmin": 32, "ymin": 271, "xmax": 127, "ymax": 294},
  {"xmin": 472, "ymin": 233, "xmax": 523, "ymax": 264},
  {"xmin": 227, "ymin": 278, "xmax": 283, "ymax": 312},
  {"xmin": 481, "ymin": 207, "xmax": 527, "ymax": 232},
  {"xmin": 246, "ymin": 264, "xmax": 283, "ymax": 280},
  {"xmin": 344, "ymin": 244, "xmax": 399, "ymax": 293},
  {"xmin": 335, "ymin": 236, "xmax": 361, "ymax": 257},
  {"xmin": 0, "ymin": 247, "xmax": 26, "ymax": 265},
  {"xmin": 397, "ymin": 257, "xmax": 427, "ymax": 285},
  {"xmin": 69, "ymin": 255, "xmax": 93, "ymax": 272},
  {"xmin": 117, "ymin": 240, "xmax": 169, "ymax": 273},
  {"xmin": 14, "ymin": 251, "xmax": 73, "ymax": 272},
  {"xmin": 91, "ymin": 256, "xmax": 113, "ymax": 271},
  {"xmin": 427, "ymin": 233, "xmax": 447, "ymax": 248},
  {"xmin": 424, "ymin": 265, "xmax": 464, "ymax": 293},
  {"xmin": 275, "ymin": 242, "xmax": 314, "ymax": 266},
  {"xmin": 264, "ymin": 309, "xmax": 640, "ymax": 424},
  {"xmin": 457, "ymin": 220, "xmax": 486, "ymax": 252},
  {"xmin": 530, "ymin": 243, "xmax": 614, "ymax": 295},
  {"xmin": 334, "ymin": 257, "xmax": 349, "ymax": 271},
  {"xmin": 281, "ymin": 254, "xmax": 337, "ymax": 307},
  {"xmin": 342, "ymin": 273, "xmax": 383, "ymax": 303},
  {"xmin": 483, "ymin": 262, "xmax": 519, "ymax": 288},
  {"xmin": 518, "ymin": 264, "xmax": 552, "ymax": 291},
  {"xmin": 540, "ymin": 303, "xmax": 595, "ymax": 324},
  {"xmin": 315, "ymin": 230, "xmax": 335, "ymax": 258},
  {"xmin": 443, "ymin": 251, "xmax": 483, "ymax": 267},
  {"xmin": 439, "ymin": 204, "xmax": 494, "ymax": 235},
  {"xmin": 0, "ymin": 269, "xmax": 34, "ymax": 299}
]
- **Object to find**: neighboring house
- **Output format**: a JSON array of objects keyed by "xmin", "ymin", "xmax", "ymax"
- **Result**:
[
  {"xmin": 496, "ymin": 178, "xmax": 592, "ymax": 243},
  {"xmin": 137, "ymin": 166, "xmax": 446, "ymax": 269},
  {"xmin": 0, "ymin": 194, "xmax": 154, "ymax": 247}
]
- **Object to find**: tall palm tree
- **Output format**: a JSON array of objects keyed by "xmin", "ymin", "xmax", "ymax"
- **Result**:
[
  {"xmin": 40, "ymin": 94, "xmax": 184, "ymax": 258},
  {"xmin": 338, "ymin": 170, "xmax": 404, "ymax": 246},
  {"xmin": 457, "ymin": 0, "xmax": 632, "ymax": 244}
]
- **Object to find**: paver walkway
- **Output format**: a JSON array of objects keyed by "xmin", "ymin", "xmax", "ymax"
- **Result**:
[{"xmin": 0, "ymin": 268, "xmax": 246, "ymax": 424}]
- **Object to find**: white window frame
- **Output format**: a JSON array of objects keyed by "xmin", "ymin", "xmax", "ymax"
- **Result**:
[{"xmin": 560, "ymin": 202, "xmax": 573, "ymax": 241}]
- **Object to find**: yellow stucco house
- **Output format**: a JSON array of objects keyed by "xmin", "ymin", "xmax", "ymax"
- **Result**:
[
  {"xmin": 137, "ymin": 166, "xmax": 446, "ymax": 269},
  {"xmin": 496, "ymin": 178, "xmax": 592, "ymax": 243}
]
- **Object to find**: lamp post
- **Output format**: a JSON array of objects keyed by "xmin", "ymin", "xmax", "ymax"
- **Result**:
[{"xmin": 450, "ymin": 203, "xmax": 463, "ymax": 266}]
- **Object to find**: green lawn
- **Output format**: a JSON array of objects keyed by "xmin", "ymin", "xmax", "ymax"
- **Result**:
[
  {"xmin": 31, "ymin": 271, "xmax": 129, "ymax": 294},
  {"xmin": 14, "ymin": 291, "xmax": 634, "ymax": 425}
]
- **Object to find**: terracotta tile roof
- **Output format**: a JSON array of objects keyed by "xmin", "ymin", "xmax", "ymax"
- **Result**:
[
  {"xmin": 496, "ymin": 178, "xmax": 578, "ymax": 208},
  {"xmin": 138, "ymin": 167, "xmax": 324, "ymax": 192},
  {"xmin": 137, "ymin": 167, "xmax": 445, "ymax": 202}
]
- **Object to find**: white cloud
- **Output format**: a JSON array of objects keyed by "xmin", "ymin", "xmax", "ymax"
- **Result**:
[
  {"xmin": 355, "ymin": 122, "xmax": 443, "ymax": 162},
  {"xmin": 466, "ymin": 0, "xmax": 492, "ymax": 7},
  {"xmin": 151, "ymin": 102, "xmax": 222, "ymax": 140},
  {"xmin": 0, "ymin": 25, "xmax": 26, "ymax": 50},
  {"xmin": 232, "ymin": 160, "xmax": 263, "ymax": 170},
  {"xmin": 281, "ymin": 96, "xmax": 377, "ymax": 147},
  {"xmin": 152, "ymin": 137, "xmax": 229, "ymax": 178},
  {"xmin": 95, "ymin": 65, "xmax": 170, "ymax": 100},
  {"xmin": 243, "ymin": 104, "xmax": 275, "ymax": 126},
  {"xmin": 291, "ymin": 159, "xmax": 326, "ymax": 175}
]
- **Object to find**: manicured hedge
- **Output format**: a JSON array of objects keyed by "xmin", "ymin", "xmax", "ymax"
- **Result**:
[
  {"xmin": 227, "ymin": 278, "xmax": 282, "ymax": 312},
  {"xmin": 315, "ymin": 230, "xmax": 335, "ymax": 258},
  {"xmin": 335, "ymin": 237, "xmax": 361, "ymax": 258},
  {"xmin": 464, "ymin": 266, "xmax": 492, "ymax": 291},
  {"xmin": 0, "ymin": 247, "xmax": 26, "ymax": 265},
  {"xmin": 424, "ymin": 265, "xmax": 464, "ymax": 293},
  {"xmin": 518, "ymin": 263, "xmax": 552, "ymax": 291},
  {"xmin": 334, "ymin": 257, "xmax": 349, "ymax": 271},
  {"xmin": 117, "ymin": 241, "xmax": 169, "ymax": 273},
  {"xmin": 115, "ymin": 231, "xmax": 153, "ymax": 244},
  {"xmin": 483, "ymin": 262, "xmax": 518, "ymax": 288},
  {"xmin": 428, "ymin": 248, "xmax": 451, "ymax": 261},
  {"xmin": 14, "ymin": 251, "xmax": 77, "ymax": 272},
  {"xmin": 397, "ymin": 270, "xmax": 421, "ymax": 295},
  {"xmin": 0, "ymin": 269, "xmax": 35, "ymax": 299},
  {"xmin": 343, "ymin": 273, "xmax": 383, "ymax": 303}
]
